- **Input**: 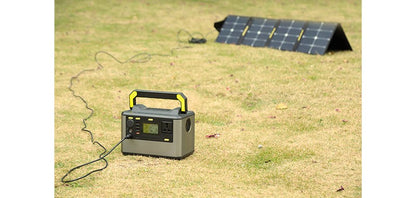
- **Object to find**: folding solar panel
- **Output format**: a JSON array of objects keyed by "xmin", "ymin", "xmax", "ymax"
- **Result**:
[
  {"xmin": 214, "ymin": 15, "xmax": 352, "ymax": 55},
  {"xmin": 215, "ymin": 15, "xmax": 250, "ymax": 44},
  {"xmin": 240, "ymin": 18, "xmax": 276, "ymax": 47}
]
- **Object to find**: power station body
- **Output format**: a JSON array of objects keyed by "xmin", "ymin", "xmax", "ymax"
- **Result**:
[{"xmin": 121, "ymin": 104, "xmax": 195, "ymax": 159}]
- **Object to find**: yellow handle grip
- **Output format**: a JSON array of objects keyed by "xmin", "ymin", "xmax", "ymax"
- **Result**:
[{"xmin": 129, "ymin": 89, "xmax": 188, "ymax": 113}]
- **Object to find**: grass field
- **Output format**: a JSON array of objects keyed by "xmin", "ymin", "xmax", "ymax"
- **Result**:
[{"xmin": 55, "ymin": 0, "xmax": 361, "ymax": 197}]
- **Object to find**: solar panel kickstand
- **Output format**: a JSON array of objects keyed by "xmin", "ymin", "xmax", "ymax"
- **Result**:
[{"xmin": 326, "ymin": 24, "xmax": 352, "ymax": 52}]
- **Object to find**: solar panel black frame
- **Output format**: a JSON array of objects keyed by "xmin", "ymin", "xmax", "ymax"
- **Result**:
[{"xmin": 214, "ymin": 15, "xmax": 352, "ymax": 55}]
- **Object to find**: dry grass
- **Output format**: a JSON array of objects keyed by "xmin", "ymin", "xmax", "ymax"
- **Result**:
[{"xmin": 55, "ymin": 0, "xmax": 361, "ymax": 197}]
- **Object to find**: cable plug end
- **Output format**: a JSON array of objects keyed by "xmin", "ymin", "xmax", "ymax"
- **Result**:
[
  {"xmin": 125, "ymin": 133, "xmax": 133, "ymax": 139},
  {"xmin": 189, "ymin": 38, "xmax": 207, "ymax": 44}
]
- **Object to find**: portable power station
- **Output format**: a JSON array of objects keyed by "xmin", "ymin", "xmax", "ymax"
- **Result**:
[{"xmin": 121, "ymin": 89, "xmax": 195, "ymax": 159}]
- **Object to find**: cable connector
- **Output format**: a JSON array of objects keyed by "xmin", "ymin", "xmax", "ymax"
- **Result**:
[{"xmin": 189, "ymin": 37, "xmax": 207, "ymax": 44}]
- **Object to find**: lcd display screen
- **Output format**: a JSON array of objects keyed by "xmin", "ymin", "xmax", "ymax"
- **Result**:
[{"xmin": 143, "ymin": 123, "xmax": 158, "ymax": 134}]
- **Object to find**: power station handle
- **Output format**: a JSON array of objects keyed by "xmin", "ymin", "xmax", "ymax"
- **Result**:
[{"xmin": 129, "ymin": 89, "xmax": 188, "ymax": 113}]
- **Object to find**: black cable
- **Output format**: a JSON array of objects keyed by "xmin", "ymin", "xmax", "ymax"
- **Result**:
[
  {"xmin": 62, "ymin": 29, "xmax": 209, "ymax": 183},
  {"xmin": 69, "ymin": 48, "xmax": 188, "ymax": 145},
  {"xmin": 68, "ymin": 62, "xmax": 108, "ymax": 173},
  {"xmin": 61, "ymin": 134, "xmax": 132, "ymax": 183},
  {"xmin": 62, "ymin": 46, "xmax": 192, "ymax": 183},
  {"xmin": 177, "ymin": 29, "xmax": 216, "ymax": 44},
  {"xmin": 177, "ymin": 29, "xmax": 202, "ymax": 43}
]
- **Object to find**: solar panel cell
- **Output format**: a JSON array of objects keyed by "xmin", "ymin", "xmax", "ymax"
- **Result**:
[
  {"xmin": 311, "ymin": 47, "xmax": 326, "ymax": 55},
  {"xmin": 314, "ymin": 38, "xmax": 329, "ymax": 46},
  {"xmin": 280, "ymin": 43, "xmax": 296, "ymax": 51},
  {"xmin": 300, "ymin": 37, "xmax": 314, "ymax": 45},
  {"xmin": 317, "ymin": 31, "xmax": 332, "ymax": 38},
  {"xmin": 295, "ymin": 45, "xmax": 310, "ymax": 53}
]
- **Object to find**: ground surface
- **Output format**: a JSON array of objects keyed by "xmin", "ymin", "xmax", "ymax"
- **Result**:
[{"xmin": 55, "ymin": 0, "xmax": 361, "ymax": 197}]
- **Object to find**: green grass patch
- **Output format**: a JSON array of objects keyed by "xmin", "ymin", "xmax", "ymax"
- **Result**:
[{"xmin": 245, "ymin": 147, "xmax": 315, "ymax": 170}]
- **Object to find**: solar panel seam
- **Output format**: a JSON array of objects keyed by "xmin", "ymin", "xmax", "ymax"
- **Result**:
[
  {"xmin": 292, "ymin": 22, "xmax": 309, "ymax": 51},
  {"xmin": 236, "ymin": 17, "xmax": 253, "ymax": 45},
  {"xmin": 264, "ymin": 20, "xmax": 281, "ymax": 47}
]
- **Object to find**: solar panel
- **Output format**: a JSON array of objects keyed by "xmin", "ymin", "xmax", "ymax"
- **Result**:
[
  {"xmin": 240, "ymin": 18, "xmax": 277, "ymax": 47},
  {"xmin": 269, "ymin": 20, "xmax": 306, "ymax": 51},
  {"xmin": 215, "ymin": 15, "xmax": 250, "ymax": 44},
  {"xmin": 214, "ymin": 15, "xmax": 352, "ymax": 55},
  {"xmin": 295, "ymin": 22, "xmax": 337, "ymax": 55}
]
